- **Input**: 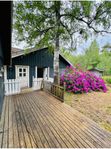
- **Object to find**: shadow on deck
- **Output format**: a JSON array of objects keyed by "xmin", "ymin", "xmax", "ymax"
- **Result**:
[{"xmin": 0, "ymin": 91, "xmax": 111, "ymax": 148}]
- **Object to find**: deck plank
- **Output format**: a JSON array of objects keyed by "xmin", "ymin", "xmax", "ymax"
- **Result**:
[
  {"xmin": 8, "ymin": 96, "xmax": 14, "ymax": 147},
  {"xmin": 2, "ymin": 97, "xmax": 9, "ymax": 148},
  {"xmin": 12, "ymin": 95, "xmax": 20, "ymax": 147},
  {"xmin": 20, "ymin": 94, "xmax": 48, "ymax": 148},
  {"xmin": 32, "ymin": 92, "xmax": 95, "ymax": 148},
  {"xmin": 22, "ymin": 93, "xmax": 58, "ymax": 148},
  {"xmin": 40, "ymin": 91, "xmax": 111, "ymax": 147},
  {"xmin": 0, "ymin": 96, "xmax": 7, "ymax": 148},
  {"xmin": 0, "ymin": 90, "xmax": 111, "ymax": 148},
  {"xmin": 31, "ymin": 92, "xmax": 90, "ymax": 148},
  {"xmin": 46, "ymin": 92, "xmax": 111, "ymax": 138},
  {"xmin": 25, "ymin": 93, "xmax": 70, "ymax": 148}
]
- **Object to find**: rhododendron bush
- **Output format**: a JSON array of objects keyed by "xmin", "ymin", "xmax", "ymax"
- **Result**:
[{"xmin": 60, "ymin": 66, "xmax": 107, "ymax": 93}]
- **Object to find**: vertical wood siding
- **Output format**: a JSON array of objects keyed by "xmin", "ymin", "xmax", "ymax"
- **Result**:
[
  {"xmin": 7, "ymin": 48, "xmax": 70, "ymax": 87},
  {"xmin": 0, "ymin": 41, "xmax": 4, "ymax": 115}
]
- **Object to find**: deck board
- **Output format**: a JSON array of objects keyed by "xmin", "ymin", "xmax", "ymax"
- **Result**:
[
  {"xmin": 8, "ymin": 96, "xmax": 14, "ymax": 148},
  {"xmin": 0, "ymin": 90, "xmax": 111, "ymax": 148},
  {"xmin": 38, "ymin": 92, "xmax": 109, "ymax": 147},
  {"xmin": 41, "ymin": 92, "xmax": 111, "ymax": 143},
  {"xmin": 15, "ymin": 95, "xmax": 36, "ymax": 148},
  {"xmin": 21, "ymin": 94, "xmax": 49, "ymax": 148},
  {"xmin": 2, "ymin": 96, "xmax": 8, "ymax": 148}
]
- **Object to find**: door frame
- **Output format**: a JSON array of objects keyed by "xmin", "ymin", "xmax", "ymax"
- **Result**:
[
  {"xmin": 15, "ymin": 65, "xmax": 30, "ymax": 87},
  {"xmin": 43, "ymin": 67, "xmax": 50, "ymax": 80},
  {"xmin": 35, "ymin": 66, "xmax": 50, "ymax": 80}
]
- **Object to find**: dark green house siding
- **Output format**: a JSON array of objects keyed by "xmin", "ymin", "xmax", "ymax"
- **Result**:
[
  {"xmin": 0, "ymin": 1, "xmax": 12, "ymax": 116},
  {"xmin": 0, "ymin": 41, "xmax": 4, "ymax": 116},
  {"xmin": 7, "ymin": 48, "xmax": 70, "ymax": 87}
]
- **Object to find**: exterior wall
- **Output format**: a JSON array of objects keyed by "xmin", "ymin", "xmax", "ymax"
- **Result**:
[
  {"xmin": 0, "ymin": 1, "xmax": 12, "ymax": 116},
  {"xmin": 7, "ymin": 48, "xmax": 70, "ymax": 87},
  {"xmin": 49, "ymin": 59, "xmax": 68, "ymax": 78},
  {"xmin": 0, "ymin": 72, "xmax": 4, "ymax": 116},
  {"xmin": 7, "ymin": 66, "xmax": 15, "ymax": 79},
  {"xmin": 12, "ymin": 48, "xmax": 53, "ymax": 68},
  {"xmin": 29, "ymin": 66, "xmax": 35, "ymax": 87},
  {"xmin": 0, "ymin": 41, "xmax": 4, "ymax": 115}
]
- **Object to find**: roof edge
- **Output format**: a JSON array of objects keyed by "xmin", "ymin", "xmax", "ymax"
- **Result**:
[{"xmin": 12, "ymin": 47, "xmax": 73, "ymax": 67}]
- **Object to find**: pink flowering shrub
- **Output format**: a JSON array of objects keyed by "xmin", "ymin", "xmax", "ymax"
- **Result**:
[{"xmin": 60, "ymin": 66, "xmax": 107, "ymax": 93}]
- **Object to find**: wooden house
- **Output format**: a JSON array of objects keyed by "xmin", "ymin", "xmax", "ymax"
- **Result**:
[
  {"xmin": 4, "ymin": 47, "xmax": 72, "ymax": 92},
  {"xmin": 88, "ymin": 68, "xmax": 104, "ymax": 77}
]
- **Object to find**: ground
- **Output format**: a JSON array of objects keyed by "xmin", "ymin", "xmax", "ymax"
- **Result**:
[{"xmin": 65, "ymin": 87, "xmax": 111, "ymax": 132}]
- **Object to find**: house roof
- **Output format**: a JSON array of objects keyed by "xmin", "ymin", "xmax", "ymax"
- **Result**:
[
  {"xmin": 11, "ymin": 47, "xmax": 73, "ymax": 66},
  {"xmin": 11, "ymin": 47, "xmax": 24, "ymax": 57},
  {"xmin": 88, "ymin": 68, "xmax": 104, "ymax": 72}
]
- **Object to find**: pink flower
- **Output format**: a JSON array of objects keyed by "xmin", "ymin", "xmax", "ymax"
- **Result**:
[{"xmin": 60, "ymin": 66, "xmax": 107, "ymax": 94}]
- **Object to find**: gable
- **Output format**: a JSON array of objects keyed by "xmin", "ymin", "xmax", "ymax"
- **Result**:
[{"xmin": 12, "ymin": 48, "xmax": 72, "ymax": 67}]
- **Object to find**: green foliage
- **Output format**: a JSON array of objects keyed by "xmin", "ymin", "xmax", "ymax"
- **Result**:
[
  {"xmin": 102, "ymin": 76, "xmax": 111, "ymax": 84},
  {"xmin": 14, "ymin": 1, "xmax": 111, "ymax": 49},
  {"xmin": 100, "ymin": 122, "xmax": 111, "ymax": 132},
  {"xmin": 13, "ymin": 1, "xmax": 111, "ymax": 84},
  {"xmin": 62, "ymin": 40, "xmax": 111, "ymax": 75},
  {"xmin": 98, "ymin": 49, "xmax": 111, "ymax": 75},
  {"xmin": 80, "ymin": 1, "xmax": 93, "ymax": 17},
  {"xmin": 84, "ymin": 40, "xmax": 100, "ymax": 68}
]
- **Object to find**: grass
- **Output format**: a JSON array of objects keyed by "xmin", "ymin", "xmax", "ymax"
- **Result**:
[
  {"xmin": 102, "ymin": 76, "xmax": 111, "ymax": 84},
  {"xmin": 106, "ymin": 106, "xmax": 111, "ymax": 115},
  {"xmin": 100, "ymin": 122, "xmax": 111, "ymax": 132},
  {"xmin": 64, "ymin": 92, "xmax": 73, "ymax": 106}
]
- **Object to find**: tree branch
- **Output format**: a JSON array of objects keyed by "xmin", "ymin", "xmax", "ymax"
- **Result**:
[
  {"xmin": 77, "ymin": 17, "xmax": 111, "ymax": 33},
  {"xmin": 40, "ymin": 26, "xmax": 54, "ymax": 34},
  {"xmin": 60, "ymin": 13, "xmax": 111, "ymax": 34}
]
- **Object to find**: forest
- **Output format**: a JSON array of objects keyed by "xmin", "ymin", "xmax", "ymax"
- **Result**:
[{"xmin": 62, "ymin": 40, "xmax": 111, "ymax": 75}]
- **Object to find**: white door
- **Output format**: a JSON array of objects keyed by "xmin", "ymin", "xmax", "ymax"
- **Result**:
[{"xmin": 16, "ymin": 66, "xmax": 29, "ymax": 88}]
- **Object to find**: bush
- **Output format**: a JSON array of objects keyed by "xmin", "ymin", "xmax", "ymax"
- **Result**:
[
  {"xmin": 102, "ymin": 76, "xmax": 111, "ymax": 84},
  {"xmin": 60, "ymin": 66, "xmax": 107, "ymax": 93}
]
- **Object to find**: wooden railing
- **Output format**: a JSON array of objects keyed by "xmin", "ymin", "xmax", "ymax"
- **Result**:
[
  {"xmin": 32, "ymin": 77, "xmax": 43, "ymax": 90},
  {"xmin": 4, "ymin": 79, "xmax": 20, "ymax": 95},
  {"xmin": 43, "ymin": 80, "xmax": 65, "ymax": 102}
]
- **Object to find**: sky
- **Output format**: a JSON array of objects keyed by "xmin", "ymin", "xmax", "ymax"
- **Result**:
[
  {"xmin": 75, "ymin": 34, "xmax": 111, "ymax": 55},
  {"xmin": 12, "ymin": 1, "xmax": 111, "ymax": 55},
  {"xmin": 13, "ymin": 33, "xmax": 111, "ymax": 55}
]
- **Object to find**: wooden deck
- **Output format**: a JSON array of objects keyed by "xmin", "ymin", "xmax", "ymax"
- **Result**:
[{"xmin": 0, "ymin": 91, "xmax": 111, "ymax": 148}]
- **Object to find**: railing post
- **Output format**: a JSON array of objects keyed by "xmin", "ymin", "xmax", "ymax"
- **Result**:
[
  {"xmin": 42, "ymin": 79, "xmax": 44, "ymax": 90},
  {"xmin": 63, "ymin": 82, "xmax": 66, "ymax": 101}
]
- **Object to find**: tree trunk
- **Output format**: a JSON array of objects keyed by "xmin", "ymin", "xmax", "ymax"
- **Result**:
[
  {"xmin": 54, "ymin": 1, "xmax": 60, "ymax": 85},
  {"xmin": 54, "ymin": 32, "xmax": 60, "ymax": 84}
]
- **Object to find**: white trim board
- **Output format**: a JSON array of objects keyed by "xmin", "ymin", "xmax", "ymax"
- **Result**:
[{"xmin": 4, "ymin": 65, "xmax": 7, "ymax": 80}]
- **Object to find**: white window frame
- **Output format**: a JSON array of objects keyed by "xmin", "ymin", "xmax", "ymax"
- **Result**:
[{"xmin": 35, "ymin": 66, "xmax": 38, "ymax": 78}]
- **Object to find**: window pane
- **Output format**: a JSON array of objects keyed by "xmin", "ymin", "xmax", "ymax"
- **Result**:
[
  {"xmin": 19, "ymin": 68, "xmax": 22, "ymax": 72},
  {"xmin": 23, "ymin": 69, "xmax": 26, "ymax": 72},
  {"xmin": 19, "ymin": 73, "xmax": 22, "ymax": 77},
  {"xmin": 23, "ymin": 73, "xmax": 26, "ymax": 76}
]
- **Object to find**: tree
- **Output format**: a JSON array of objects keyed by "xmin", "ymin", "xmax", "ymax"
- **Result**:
[
  {"xmin": 102, "ymin": 43, "xmax": 111, "ymax": 53},
  {"xmin": 13, "ymin": 1, "xmax": 111, "ymax": 84},
  {"xmin": 98, "ymin": 48, "xmax": 111, "ymax": 75},
  {"xmin": 85, "ymin": 40, "xmax": 100, "ymax": 69},
  {"xmin": 62, "ymin": 40, "xmax": 100, "ymax": 70}
]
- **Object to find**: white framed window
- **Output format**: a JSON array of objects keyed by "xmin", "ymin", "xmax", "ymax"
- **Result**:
[{"xmin": 18, "ymin": 67, "xmax": 27, "ymax": 77}]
